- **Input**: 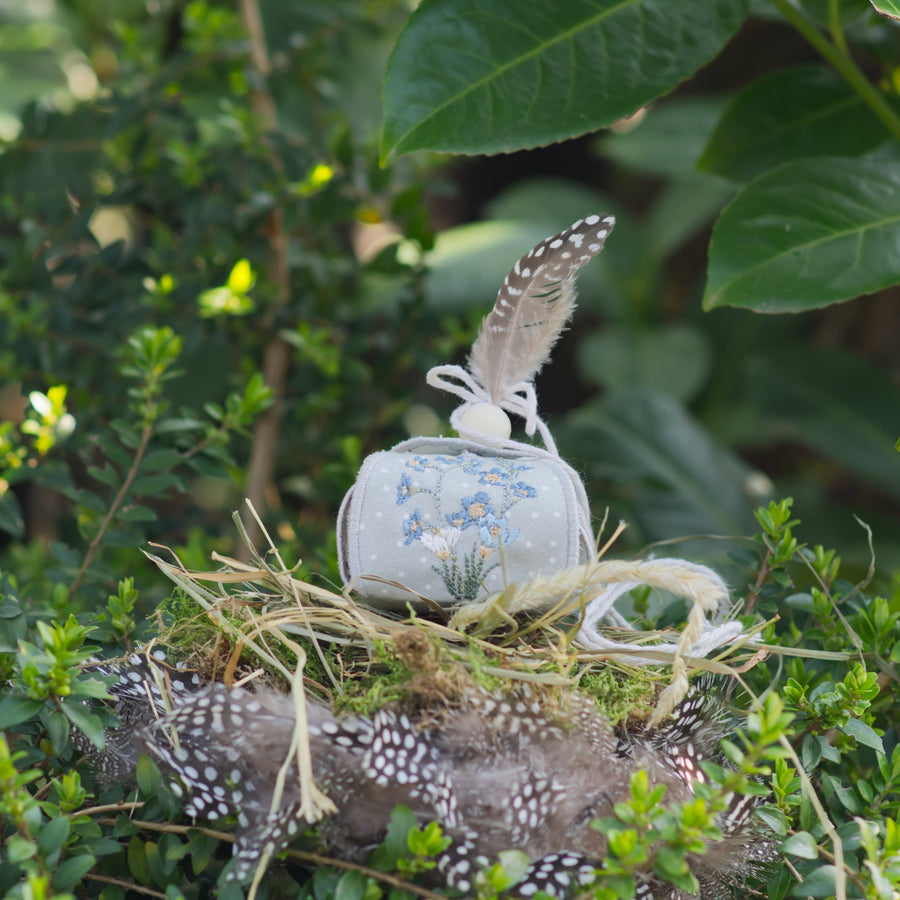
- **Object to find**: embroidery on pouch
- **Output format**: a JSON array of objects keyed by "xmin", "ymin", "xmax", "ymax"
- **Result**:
[{"xmin": 395, "ymin": 453, "xmax": 538, "ymax": 602}]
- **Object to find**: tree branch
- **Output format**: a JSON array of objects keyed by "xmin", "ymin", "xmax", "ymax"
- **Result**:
[
  {"xmin": 237, "ymin": 0, "xmax": 293, "ymax": 560},
  {"xmin": 70, "ymin": 421, "xmax": 153, "ymax": 597},
  {"xmin": 769, "ymin": 0, "xmax": 900, "ymax": 145}
]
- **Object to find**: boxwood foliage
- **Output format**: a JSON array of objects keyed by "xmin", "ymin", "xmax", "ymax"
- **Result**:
[{"xmin": 2, "ymin": 498, "xmax": 900, "ymax": 899}]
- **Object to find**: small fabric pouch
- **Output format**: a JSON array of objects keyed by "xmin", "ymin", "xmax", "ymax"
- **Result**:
[{"xmin": 338, "ymin": 437, "xmax": 589, "ymax": 608}]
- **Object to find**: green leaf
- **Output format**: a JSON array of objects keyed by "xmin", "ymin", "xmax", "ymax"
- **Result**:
[
  {"xmin": 128, "ymin": 836, "xmax": 152, "ymax": 886},
  {"xmin": 368, "ymin": 805, "xmax": 417, "ymax": 870},
  {"xmin": 314, "ymin": 868, "xmax": 341, "ymax": 900},
  {"xmin": 698, "ymin": 65, "xmax": 892, "ymax": 182},
  {"xmin": 755, "ymin": 806, "xmax": 789, "ymax": 837},
  {"xmin": 225, "ymin": 258, "xmax": 254, "ymax": 294},
  {"xmin": 114, "ymin": 815, "xmax": 139, "ymax": 837},
  {"xmin": 159, "ymin": 832, "xmax": 189, "ymax": 872},
  {"xmin": 41, "ymin": 708, "xmax": 70, "ymax": 754},
  {"xmin": 87, "ymin": 464, "xmax": 121, "ymax": 488},
  {"xmin": 71, "ymin": 676, "xmax": 113, "ymax": 701},
  {"xmin": 0, "ymin": 694, "xmax": 44, "ymax": 729},
  {"xmin": 496, "ymin": 849, "xmax": 531, "ymax": 886},
  {"xmin": 130, "ymin": 473, "xmax": 184, "ymax": 496},
  {"xmin": 746, "ymin": 347, "xmax": 900, "ymax": 502},
  {"xmin": 37, "ymin": 816, "xmax": 71, "ymax": 862},
  {"xmin": 218, "ymin": 881, "xmax": 245, "ymax": 900},
  {"xmin": 136, "ymin": 755, "xmax": 161, "ymax": 796},
  {"xmin": 117, "ymin": 505, "xmax": 160, "ymax": 523},
  {"xmin": 782, "ymin": 831, "xmax": 819, "ymax": 860},
  {"xmin": 185, "ymin": 830, "xmax": 219, "ymax": 875},
  {"xmin": 597, "ymin": 96, "xmax": 729, "ymax": 178},
  {"xmin": 559, "ymin": 387, "xmax": 757, "ymax": 540},
  {"xmin": 382, "ymin": 0, "xmax": 749, "ymax": 159},
  {"xmin": 140, "ymin": 449, "xmax": 184, "ymax": 471},
  {"xmin": 576, "ymin": 324, "xmax": 712, "ymax": 403},
  {"xmin": 145, "ymin": 840, "xmax": 167, "ymax": 887},
  {"xmin": 801, "ymin": 734, "xmax": 841, "ymax": 770},
  {"xmin": 870, "ymin": 0, "xmax": 900, "ymax": 20},
  {"xmin": 704, "ymin": 157, "xmax": 900, "ymax": 312},
  {"xmin": 0, "ymin": 492, "xmax": 25, "ymax": 538},
  {"xmin": 334, "ymin": 870, "xmax": 367, "ymax": 900},
  {"xmin": 842, "ymin": 717, "xmax": 885, "ymax": 754},
  {"xmin": 820, "ymin": 772, "xmax": 863, "ymax": 814},
  {"xmin": 643, "ymin": 175, "xmax": 735, "ymax": 260},
  {"xmin": 61, "ymin": 701, "xmax": 105, "ymax": 750},
  {"xmin": 7, "ymin": 836, "xmax": 37, "ymax": 863},
  {"xmin": 792, "ymin": 864, "xmax": 836, "ymax": 896}
]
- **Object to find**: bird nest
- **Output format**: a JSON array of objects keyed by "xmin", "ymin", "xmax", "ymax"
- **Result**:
[
  {"xmin": 141, "ymin": 505, "xmax": 766, "ymax": 732},
  {"xmin": 98, "ymin": 504, "xmax": 781, "ymax": 899}
]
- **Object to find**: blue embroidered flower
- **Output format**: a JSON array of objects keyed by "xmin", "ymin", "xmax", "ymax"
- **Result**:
[
  {"xmin": 396, "ymin": 473, "xmax": 413, "ymax": 505},
  {"xmin": 445, "ymin": 492, "xmax": 493, "ymax": 530},
  {"xmin": 479, "ymin": 514, "xmax": 519, "ymax": 549},
  {"xmin": 392, "ymin": 450, "xmax": 543, "ymax": 601},
  {"xmin": 461, "ymin": 454, "xmax": 485, "ymax": 476},
  {"xmin": 477, "ymin": 467, "xmax": 511, "ymax": 486},
  {"xmin": 511, "ymin": 481, "xmax": 537, "ymax": 499},
  {"xmin": 402, "ymin": 510, "xmax": 424, "ymax": 544}
]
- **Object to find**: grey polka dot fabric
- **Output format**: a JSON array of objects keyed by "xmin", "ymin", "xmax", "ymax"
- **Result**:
[{"xmin": 338, "ymin": 438, "xmax": 586, "ymax": 607}]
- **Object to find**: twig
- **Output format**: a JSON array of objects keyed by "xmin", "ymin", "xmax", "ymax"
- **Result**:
[
  {"xmin": 743, "ymin": 547, "xmax": 771, "ymax": 616},
  {"xmin": 768, "ymin": 0, "xmax": 900, "ymax": 144},
  {"xmin": 83, "ymin": 872, "xmax": 167, "ymax": 899},
  {"xmin": 73, "ymin": 800, "xmax": 145, "ymax": 817},
  {"xmin": 237, "ymin": 0, "xmax": 293, "ymax": 560},
  {"xmin": 94, "ymin": 818, "xmax": 451, "ymax": 900},
  {"xmin": 70, "ymin": 422, "xmax": 152, "ymax": 596}
]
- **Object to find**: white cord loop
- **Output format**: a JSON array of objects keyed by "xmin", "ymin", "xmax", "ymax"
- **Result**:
[
  {"xmin": 426, "ymin": 363, "xmax": 592, "ymax": 558},
  {"xmin": 575, "ymin": 558, "xmax": 747, "ymax": 664},
  {"xmin": 426, "ymin": 364, "xmax": 556, "ymax": 453}
]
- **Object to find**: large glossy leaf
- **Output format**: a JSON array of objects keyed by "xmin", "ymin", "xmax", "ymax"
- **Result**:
[
  {"xmin": 576, "ymin": 324, "xmax": 713, "ymax": 403},
  {"xmin": 747, "ymin": 347, "xmax": 900, "ymax": 502},
  {"xmin": 698, "ymin": 66, "xmax": 892, "ymax": 183},
  {"xmin": 704, "ymin": 157, "xmax": 900, "ymax": 312},
  {"xmin": 0, "ymin": 493, "xmax": 24, "ymax": 539},
  {"xmin": 382, "ymin": 0, "xmax": 749, "ymax": 159},
  {"xmin": 867, "ymin": 0, "xmax": 900, "ymax": 19},
  {"xmin": 597, "ymin": 96, "xmax": 729, "ymax": 178},
  {"xmin": 559, "ymin": 387, "xmax": 757, "ymax": 540},
  {"xmin": 424, "ymin": 220, "xmax": 568, "ymax": 312},
  {"xmin": 425, "ymin": 179, "xmax": 617, "ymax": 311}
]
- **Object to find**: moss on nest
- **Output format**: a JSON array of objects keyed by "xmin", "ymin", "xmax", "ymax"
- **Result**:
[
  {"xmin": 152, "ymin": 578, "xmax": 659, "ymax": 730},
  {"xmin": 142, "ymin": 529, "xmax": 757, "ymax": 732}
]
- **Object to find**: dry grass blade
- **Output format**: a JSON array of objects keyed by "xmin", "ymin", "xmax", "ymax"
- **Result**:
[{"xmin": 144, "ymin": 505, "xmax": 769, "ymax": 725}]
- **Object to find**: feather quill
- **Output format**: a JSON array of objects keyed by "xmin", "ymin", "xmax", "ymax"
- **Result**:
[{"xmin": 470, "ymin": 214, "xmax": 615, "ymax": 403}]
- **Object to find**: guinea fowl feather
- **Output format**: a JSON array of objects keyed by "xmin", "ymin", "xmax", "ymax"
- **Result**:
[
  {"xmin": 79, "ymin": 654, "xmax": 777, "ymax": 899},
  {"xmin": 469, "ymin": 215, "xmax": 615, "ymax": 403}
]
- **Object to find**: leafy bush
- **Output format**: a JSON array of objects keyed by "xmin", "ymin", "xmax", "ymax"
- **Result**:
[
  {"xmin": 0, "ymin": 0, "xmax": 452, "ymax": 601},
  {"xmin": 2, "ymin": 501, "xmax": 900, "ymax": 899}
]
